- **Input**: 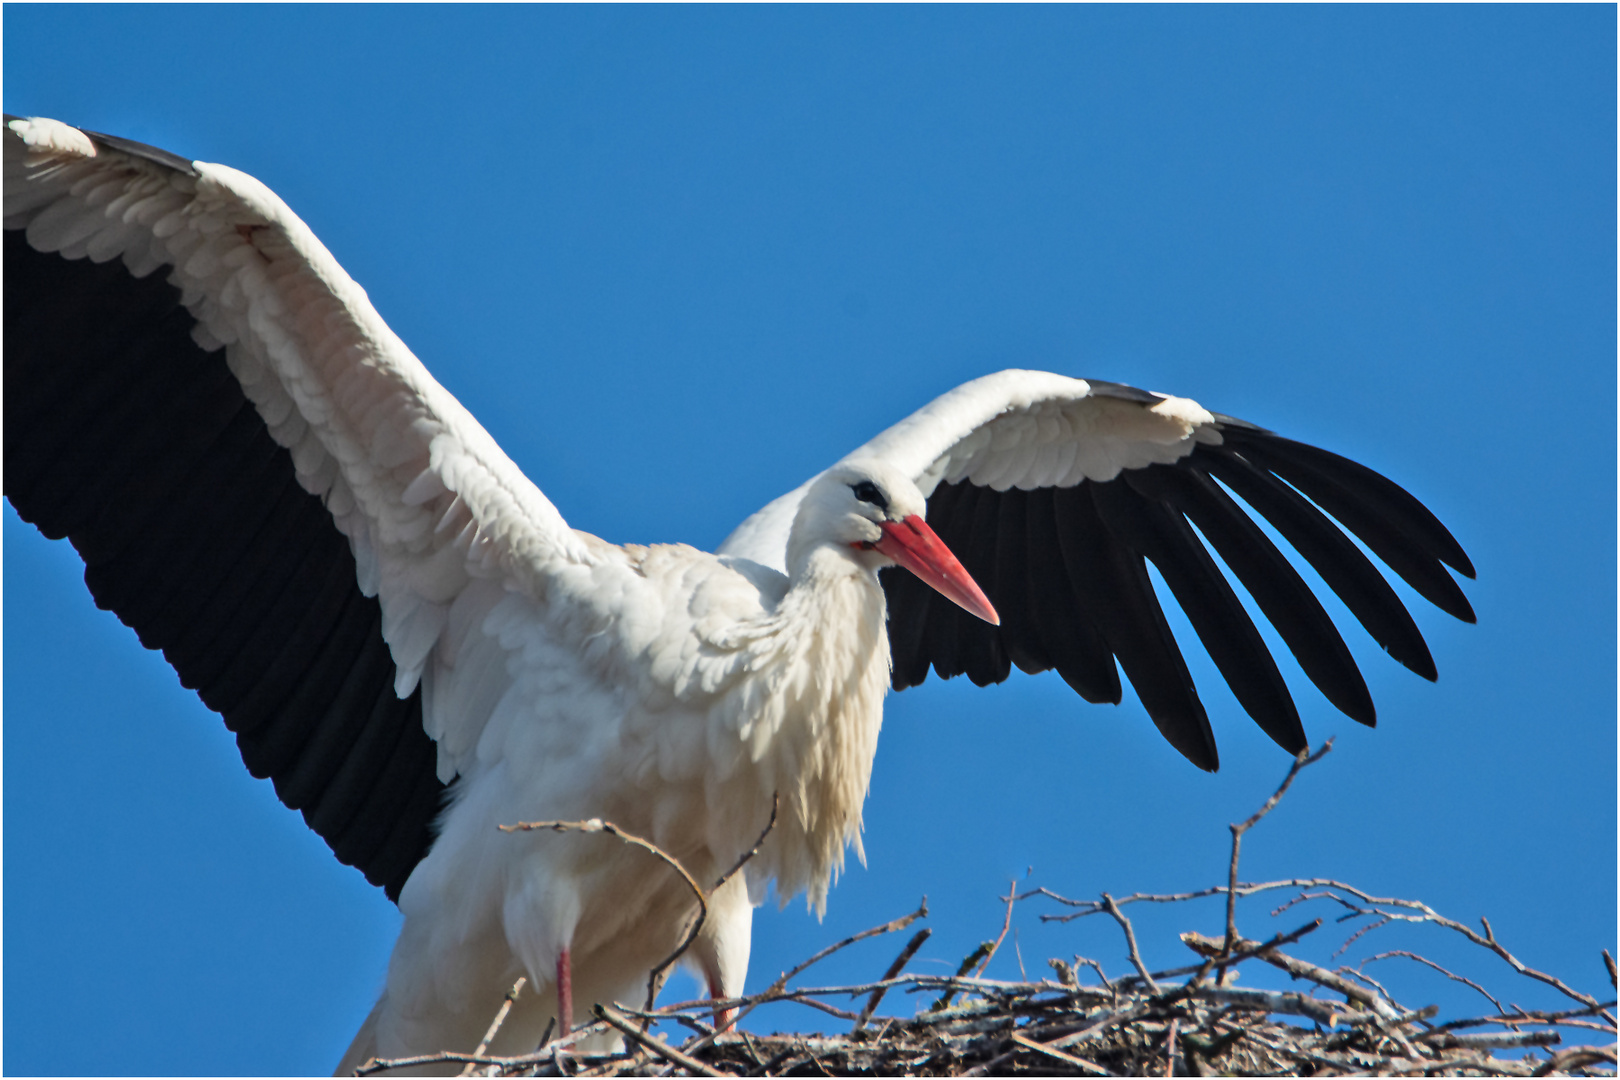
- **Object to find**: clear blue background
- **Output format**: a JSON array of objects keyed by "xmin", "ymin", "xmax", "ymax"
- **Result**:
[{"xmin": 4, "ymin": 6, "xmax": 1613, "ymax": 1075}]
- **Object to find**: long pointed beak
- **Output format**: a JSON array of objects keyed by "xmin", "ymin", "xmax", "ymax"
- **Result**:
[{"xmin": 874, "ymin": 515, "xmax": 1000, "ymax": 626}]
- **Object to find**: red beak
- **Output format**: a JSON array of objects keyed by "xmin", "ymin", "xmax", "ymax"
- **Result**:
[{"xmin": 874, "ymin": 515, "xmax": 1000, "ymax": 626}]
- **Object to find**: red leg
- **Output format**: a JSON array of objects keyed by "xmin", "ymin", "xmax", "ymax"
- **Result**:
[
  {"xmin": 706, "ymin": 972, "xmax": 736, "ymax": 1032},
  {"xmin": 556, "ymin": 948, "xmax": 573, "ymax": 1037}
]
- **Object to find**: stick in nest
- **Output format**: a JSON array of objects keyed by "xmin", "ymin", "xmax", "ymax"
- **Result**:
[{"xmin": 1223, "ymin": 739, "xmax": 1333, "ymax": 957}]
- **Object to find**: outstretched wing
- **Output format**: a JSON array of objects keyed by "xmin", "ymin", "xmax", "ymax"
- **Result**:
[
  {"xmin": 4, "ymin": 117, "xmax": 594, "ymax": 898},
  {"xmin": 720, "ymin": 370, "xmax": 1475, "ymax": 771}
]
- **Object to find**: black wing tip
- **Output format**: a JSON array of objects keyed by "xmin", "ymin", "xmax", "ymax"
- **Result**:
[
  {"xmin": 1434, "ymin": 541, "xmax": 1476, "ymax": 583},
  {"xmin": 1436, "ymin": 587, "xmax": 1477, "ymax": 625},
  {"xmin": 1057, "ymin": 668, "xmax": 1123, "ymax": 705},
  {"xmin": 890, "ymin": 669, "xmax": 928, "ymax": 692},
  {"xmin": 1147, "ymin": 702, "xmax": 1221, "ymax": 773},
  {"xmin": 1226, "ymin": 426, "xmax": 1478, "ymax": 582},
  {"xmin": 1446, "ymin": 546, "xmax": 1478, "ymax": 581},
  {"xmin": 1407, "ymin": 652, "xmax": 1440, "ymax": 683},
  {"xmin": 1183, "ymin": 741, "xmax": 1220, "ymax": 773},
  {"xmin": 1342, "ymin": 696, "xmax": 1377, "ymax": 729},
  {"xmin": 1157, "ymin": 718, "xmax": 1220, "ymax": 772}
]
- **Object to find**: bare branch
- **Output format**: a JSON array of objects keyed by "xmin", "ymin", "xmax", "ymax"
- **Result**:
[
  {"xmin": 853, "ymin": 928, "xmax": 931, "ymax": 1034},
  {"xmin": 1010, "ymin": 1031, "xmax": 1113, "ymax": 1075},
  {"xmin": 1362, "ymin": 949, "xmax": 1504, "ymax": 1013},
  {"xmin": 459, "ymin": 976, "xmax": 527, "ymax": 1075},
  {"xmin": 1183, "ymin": 929, "xmax": 1400, "ymax": 1020},
  {"xmin": 644, "ymin": 794, "xmax": 779, "ymax": 1011},
  {"xmin": 673, "ymin": 900, "xmax": 930, "ymax": 1063},
  {"xmin": 592, "ymin": 1004, "xmax": 728, "ymax": 1077},
  {"xmin": 972, "ymin": 879, "xmax": 1019, "ymax": 979},
  {"xmin": 1225, "ymin": 739, "xmax": 1334, "ymax": 954},
  {"xmin": 1103, "ymin": 892, "xmax": 1160, "ymax": 994}
]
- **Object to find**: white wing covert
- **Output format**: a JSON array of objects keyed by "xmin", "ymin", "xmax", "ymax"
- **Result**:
[
  {"xmin": 4, "ymin": 116, "xmax": 592, "ymax": 897},
  {"xmin": 720, "ymin": 370, "xmax": 1475, "ymax": 771}
]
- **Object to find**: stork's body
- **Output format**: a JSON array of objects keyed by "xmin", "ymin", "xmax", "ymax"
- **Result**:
[
  {"xmin": 344, "ymin": 476, "xmax": 910, "ymax": 1065},
  {"xmin": 3, "ymin": 116, "xmax": 1475, "ymax": 1074}
]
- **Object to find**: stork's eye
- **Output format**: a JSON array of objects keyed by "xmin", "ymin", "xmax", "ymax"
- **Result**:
[{"xmin": 851, "ymin": 480, "xmax": 888, "ymax": 509}]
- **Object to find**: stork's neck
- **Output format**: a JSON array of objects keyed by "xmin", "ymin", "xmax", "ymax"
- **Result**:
[
  {"xmin": 778, "ymin": 546, "xmax": 889, "ymax": 680},
  {"xmin": 750, "ymin": 544, "xmax": 891, "ymax": 912}
]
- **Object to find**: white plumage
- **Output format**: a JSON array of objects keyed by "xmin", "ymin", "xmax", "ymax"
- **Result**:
[{"xmin": 3, "ymin": 116, "xmax": 1474, "ymax": 1073}]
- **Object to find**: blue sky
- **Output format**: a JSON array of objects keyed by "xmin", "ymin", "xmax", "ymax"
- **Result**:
[{"xmin": 4, "ymin": 6, "xmax": 1613, "ymax": 1075}]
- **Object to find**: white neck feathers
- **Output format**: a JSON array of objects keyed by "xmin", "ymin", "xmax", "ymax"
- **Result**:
[{"xmin": 741, "ymin": 546, "xmax": 891, "ymax": 912}]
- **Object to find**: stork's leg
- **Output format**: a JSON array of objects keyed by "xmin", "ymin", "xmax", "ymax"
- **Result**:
[
  {"xmin": 556, "ymin": 947, "xmax": 574, "ymax": 1037},
  {"xmin": 704, "ymin": 971, "xmax": 737, "ymax": 1031},
  {"xmin": 696, "ymin": 942, "xmax": 737, "ymax": 1031},
  {"xmin": 692, "ymin": 875, "xmax": 752, "ymax": 1033}
]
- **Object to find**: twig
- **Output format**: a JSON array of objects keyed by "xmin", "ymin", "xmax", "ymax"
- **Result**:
[
  {"xmin": 1103, "ymin": 892, "xmax": 1160, "ymax": 993},
  {"xmin": 501, "ymin": 817, "xmax": 706, "ymax": 945},
  {"xmin": 1288, "ymin": 881, "xmax": 1601, "ymax": 1011},
  {"xmin": 502, "ymin": 798, "xmax": 780, "ymax": 1023},
  {"xmin": 853, "ymin": 928, "xmax": 931, "ymax": 1033},
  {"xmin": 1338, "ymin": 963, "xmax": 1403, "ymax": 1010},
  {"xmin": 676, "ymin": 900, "xmax": 929, "ymax": 1062},
  {"xmin": 1193, "ymin": 985, "xmax": 1369, "ymax": 1027},
  {"xmin": 1532, "ymin": 1045, "xmax": 1617, "ymax": 1076},
  {"xmin": 1043, "ymin": 872, "xmax": 1606, "ymax": 1017},
  {"xmin": 592, "ymin": 1004, "xmax": 728, "ymax": 1077},
  {"xmin": 644, "ymin": 795, "xmax": 779, "ymax": 1011},
  {"xmin": 1173, "ymin": 918, "xmax": 1322, "ymax": 987},
  {"xmin": 359, "ymin": 1018, "xmax": 612, "ymax": 1078},
  {"xmin": 1030, "ymin": 884, "xmax": 1231, "ymax": 917},
  {"xmin": 962, "ymin": 1005, "xmax": 1149, "ymax": 1075},
  {"xmin": 769, "ymin": 899, "xmax": 929, "ymax": 995},
  {"xmin": 1182, "ymin": 929, "xmax": 1400, "ymax": 1020},
  {"xmin": 1331, "ymin": 911, "xmax": 1395, "ymax": 957},
  {"xmin": 1010, "ymin": 1031, "xmax": 1113, "ymax": 1075},
  {"xmin": 460, "ymin": 976, "xmax": 527, "ymax": 1075},
  {"xmin": 1417, "ymin": 1029, "xmax": 1562, "ymax": 1050},
  {"xmin": 931, "ymin": 942, "xmax": 994, "ymax": 1011},
  {"xmin": 1362, "ymin": 948, "xmax": 1504, "ymax": 1013},
  {"xmin": 738, "ymin": 1030, "xmax": 767, "ymax": 1071},
  {"xmin": 1224, "ymin": 740, "xmax": 1334, "ymax": 954},
  {"xmin": 1429, "ymin": 1003, "xmax": 1618, "ymax": 1033},
  {"xmin": 1075, "ymin": 955, "xmax": 1114, "ymax": 995},
  {"xmin": 972, "ymin": 879, "xmax": 1019, "ymax": 978},
  {"xmin": 1049, "ymin": 1003, "xmax": 1154, "ymax": 1048}
]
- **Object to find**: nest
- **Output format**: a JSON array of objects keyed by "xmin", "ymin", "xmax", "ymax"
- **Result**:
[{"xmin": 359, "ymin": 744, "xmax": 1616, "ymax": 1077}]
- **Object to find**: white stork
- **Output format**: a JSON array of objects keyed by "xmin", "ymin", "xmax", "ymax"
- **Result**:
[{"xmin": 3, "ymin": 116, "xmax": 1475, "ymax": 1073}]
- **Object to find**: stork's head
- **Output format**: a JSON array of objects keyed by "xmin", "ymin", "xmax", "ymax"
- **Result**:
[{"xmin": 787, "ymin": 460, "xmax": 999, "ymax": 626}]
